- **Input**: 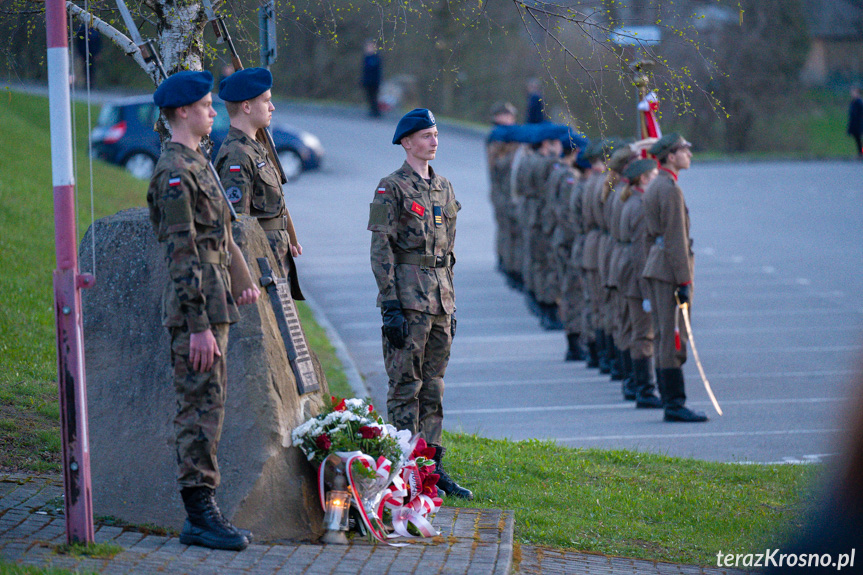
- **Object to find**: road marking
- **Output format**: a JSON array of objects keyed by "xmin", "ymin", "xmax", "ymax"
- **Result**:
[
  {"xmin": 444, "ymin": 370, "xmax": 856, "ymax": 389},
  {"xmin": 556, "ymin": 428, "xmax": 840, "ymax": 442},
  {"xmin": 445, "ymin": 396, "xmax": 845, "ymax": 416}
]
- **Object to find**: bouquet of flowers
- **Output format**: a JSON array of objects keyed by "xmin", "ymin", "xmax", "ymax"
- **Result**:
[{"xmin": 291, "ymin": 396, "xmax": 442, "ymax": 543}]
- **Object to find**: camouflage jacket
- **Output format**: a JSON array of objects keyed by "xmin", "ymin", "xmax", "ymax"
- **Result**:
[
  {"xmin": 147, "ymin": 142, "xmax": 240, "ymax": 332},
  {"xmin": 214, "ymin": 127, "xmax": 285, "ymax": 219},
  {"xmin": 368, "ymin": 161, "xmax": 460, "ymax": 315}
]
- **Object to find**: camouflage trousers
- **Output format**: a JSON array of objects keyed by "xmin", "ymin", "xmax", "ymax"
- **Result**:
[
  {"xmin": 383, "ymin": 310, "xmax": 452, "ymax": 446},
  {"xmin": 169, "ymin": 322, "xmax": 229, "ymax": 489},
  {"xmin": 647, "ymin": 279, "xmax": 689, "ymax": 369}
]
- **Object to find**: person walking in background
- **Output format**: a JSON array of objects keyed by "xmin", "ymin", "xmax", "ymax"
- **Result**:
[
  {"xmin": 847, "ymin": 87, "xmax": 863, "ymax": 158},
  {"xmin": 74, "ymin": 23, "xmax": 102, "ymax": 86},
  {"xmin": 362, "ymin": 39, "xmax": 382, "ymax": 118},
  {"xmin": 526, "ymin": 78, "xmax": 547, "ymax": 124}
]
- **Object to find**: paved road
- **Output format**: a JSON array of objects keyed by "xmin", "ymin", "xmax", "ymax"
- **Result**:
[{"xmin": 278, "ymin": 104, "xmax": 863, "ymax": 464}]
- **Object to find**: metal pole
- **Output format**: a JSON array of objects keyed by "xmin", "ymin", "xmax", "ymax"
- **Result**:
[{"xmin": 46, "ymin": 0, "xmax": 95, "ymax": 544}]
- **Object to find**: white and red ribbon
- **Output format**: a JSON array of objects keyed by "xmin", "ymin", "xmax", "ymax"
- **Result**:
[{"xmin": 637, "ymin": 91, "xmax": 662, "ymax": 140}]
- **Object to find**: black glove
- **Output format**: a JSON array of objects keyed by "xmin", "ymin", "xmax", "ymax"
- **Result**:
[
  {"xmin": 381, "ymin": 300, "xmax": 408, "ymax": 349},
  {"xmin": 675, "ymin": 283, "xmax": 691, "ymax": 305},
  {"xmin": 451, "ymin": 313, "xmax": 457, "ymax": 339}
]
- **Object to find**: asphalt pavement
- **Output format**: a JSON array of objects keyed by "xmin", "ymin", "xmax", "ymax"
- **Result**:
[{"xmin": 278, "ymin": 104, "xmax": 863, "ymax": 464}]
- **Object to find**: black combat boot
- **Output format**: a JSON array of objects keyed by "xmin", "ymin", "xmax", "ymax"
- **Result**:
[
  {"xmin": 608, "ymin": 337, "xmax": 623, "ymax": 381},
  {"xmin": 586, "ymin": 340, "xmax": 599, "ymax": 368},
  {"xmin": 565, "ymin": 333, "xmax": 585, "ymax": 361},
  {"xmin": 180, "ymin": 487, "xmax": 249, "ymax": 551},
  {"xmin": 660, "ymin": 368, "xmax": 708, "ymax": 422},
  {"xmin": 431, "ymin": 445, "xmax": 473, "ymax": 500},
  {"xmin": 633, "ymin": 358, "xmax": 662, "ymax": 408},
  {"xmin": 541, "ymin": 303, "xmax": 564, "ymax": 331},
  {"xmin": 621, "ymin": 350, "xmax": 636, "ymax": 401},
  {"xmin": 597, "ymin": 330, "xmax": 611, "ymax": 374}
]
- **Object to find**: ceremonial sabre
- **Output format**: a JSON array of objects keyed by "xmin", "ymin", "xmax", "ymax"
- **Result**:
[{"xmin": 678, "ymin": 301, "xmax": 723, "ymax": 416}]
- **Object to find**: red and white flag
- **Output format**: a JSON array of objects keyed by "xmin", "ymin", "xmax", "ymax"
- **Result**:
[{"xmin": 637, "ymin": 91, "xmax": 662, "ymax": 140}]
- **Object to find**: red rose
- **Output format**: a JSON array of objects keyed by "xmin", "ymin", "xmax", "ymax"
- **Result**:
[
  {"xmin": 368, "ymin": 404, "xmax": 374, "ymax": 413},
  {"xmin": 334, "ymin": 399, "xmax": 347, "ymax": 412},
  {"xmin": 359, "ymin": 426, "xmax": 382, "ymax": 439},
  {"xmin": 315, "ymin": 434, "xmax": 332, "ymax": 450}
]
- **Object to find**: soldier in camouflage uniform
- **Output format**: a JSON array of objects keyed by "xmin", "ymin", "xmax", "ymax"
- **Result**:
[
  {"xmin": 213, "ymin": 68, "xmax": 303, "ymax": 300},
  {"xmin": 486, "ymin": 102, "xmax": 519, "ymax": 277},
  {"xmin": 368, "ymin": 109, "xmax": 472, "ymax": 500},
  {"xmin": 147, "ymin": 71, "xmax": 260, "ymax": 551}
]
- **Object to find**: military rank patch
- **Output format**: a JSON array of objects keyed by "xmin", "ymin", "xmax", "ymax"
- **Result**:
[
  {"xmin": 168, "ymin": 176, "xmax": 181, "ymax": 187},
  {"xmin": 229, "ymin": 165, "xmax": 241, "ymax": 173},
  {"xmin": 377, "ymin": 187, "xmax": 387, "ymax": 194},
  {"xmin": 433, "ymin": 206, "xmax": 443, "ymax": 226},
  {"xmin": 410, "ymin": 201, "xmax": 425, "ymax": 217},
  {"xmin": 226, "ymin": 186, "xmax": 243, "ymax": 204},
  {"xmin": 257, "ymin": 160, "xmax": 267, "ymax": 169}
]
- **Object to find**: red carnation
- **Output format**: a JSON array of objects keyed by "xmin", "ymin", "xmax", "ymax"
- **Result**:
[
  {"xmin": 315, "ymin": 434, "xmax": 332, "ymax": 451},
  {"xmin": 359, "ymin": 426, "xmax": 382, "ymax": 439}
]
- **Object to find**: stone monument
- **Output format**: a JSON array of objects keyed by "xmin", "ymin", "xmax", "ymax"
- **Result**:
[{"xmin": 79, "ymin": 207, "xmax": 326, "ymax": 541}]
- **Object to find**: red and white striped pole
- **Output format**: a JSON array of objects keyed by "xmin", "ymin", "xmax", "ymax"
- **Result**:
[{"xmin": 46, "ymin": 0, "xmax": 95, "ymax": 544}]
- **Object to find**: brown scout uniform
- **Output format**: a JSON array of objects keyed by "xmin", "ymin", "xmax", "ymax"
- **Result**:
[
  {"xmin": 214, "ymin": 126, "xmax": 303, "ymax": 299},
  {"xmin": 147, "ymin": 142, "xmax": 240, "ymax": 490},
  {"xmin": 618, "ymin": 186, "xmax": 654, "ymax": 360},
  {"xmin": 607, "ymin": 183, "xmax": 631, "ymax": 352},
  {"xmin": 560, "ymin": 169, "xmax": 588, "ymax": 338},
  {"xmin": 580, "ymin": 170, "xmax": 605, "ymax": 337},
  {"xmin": 642, "ymin": 167, "xmax": 694, "ymax": 369},
  {"xmin": 368, "ymin": 161, "xmax": 460, "ymax": 445}
]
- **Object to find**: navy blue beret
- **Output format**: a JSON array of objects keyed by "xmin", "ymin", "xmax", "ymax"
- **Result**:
[
  {"xmin": 218, "ymin": 67, "xmax": 273, "ymax": 102},
  {"xmin": 393, "ymin": 108, "xmax": 436, "ymax": 144},
  {"xmin": 153, "ymin": 71, "xmax": 213, "ymax": 108}
]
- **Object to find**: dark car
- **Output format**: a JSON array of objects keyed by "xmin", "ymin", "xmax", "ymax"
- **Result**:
[{"xmin": 90, "ymin": 96, "xmax": 324, "ymax": 180}]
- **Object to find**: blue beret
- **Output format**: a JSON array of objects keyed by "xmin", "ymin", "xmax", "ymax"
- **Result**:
[
  {"xmin": 153, "ymin": 71, "xmax": 213, "ymax": 108},
  {"xmin": 218, "ymin": 67, "xmax": 273, "ymax": 102},
  {"xmin": 393, "ymin": 108, "xmax": 436, "ymax": 145}
]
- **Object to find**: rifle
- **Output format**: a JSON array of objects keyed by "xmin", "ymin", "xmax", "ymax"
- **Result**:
[
  {"xmin": 114, "ymin": 0, "xmax": 257, "ymax": 297},
  {"xmin": 199, "ymin": 0, "xmax": 301, "ymax": 251}
]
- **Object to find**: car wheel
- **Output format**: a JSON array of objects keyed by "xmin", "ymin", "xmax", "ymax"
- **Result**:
[
  {"xmin": 124, "ymin": 152, "xmax": 157, "ymax": 180},
  {"xmin": 278, "ymin": 149, "xmax": 303, "ymax": 181}
]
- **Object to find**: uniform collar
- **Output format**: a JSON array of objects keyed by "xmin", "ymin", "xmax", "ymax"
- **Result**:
[
  {"xmin": 658, "ymin": 166, "xmax": 678, "ymax": 181},
  {"xmin": 228, "ymin": 126, "xmax": 266, "ymax": 153},
  {"xmin": 165, "ymin": 141, "xmax": 205, "ymax": 162},
  {"xmin": 400, "ymin": 160, "xmax": 441, "ymax": 191}
]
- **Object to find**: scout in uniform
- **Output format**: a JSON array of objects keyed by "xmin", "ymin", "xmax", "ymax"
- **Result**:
[
  {"xmin": 642, "ymin": 133, "xmax": 707, "ymax": 422},
  {"xmin": 580, "ymin": 141, "xmax": 609, "ymax": 369},
  {"xmin": 368, "ymin": 109, "xmax": 472, "ymax": 499},
  {"xmin": 146, "ymin": 71, "xmax": 261, "ymax": 550},
  {"xmin": 617, "ymin": 158, "xmax": 663, "ymax": 407},
  {"xmin": 214, "ymin": 67, "xmax": 303, "ymax": 299},
  {"xmin": 486, "ymin": 102, "xmax": 519, "ymax": 278}
]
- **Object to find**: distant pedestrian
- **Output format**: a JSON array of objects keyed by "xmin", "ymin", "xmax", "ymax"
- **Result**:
[
  {"xmin": 362, "ymin": 40, "xmax": 382, "ymax": 117},
  {"xmin": 847, "ymin": 87, "xmax": 863, "ymax": 158},
  {"xmin": 74, "ymin": 23, "xmax": 101, "ymax": 86},
  {"xmin": 526, "ymin": 78, "xmax": 547, "ymax": 124}
]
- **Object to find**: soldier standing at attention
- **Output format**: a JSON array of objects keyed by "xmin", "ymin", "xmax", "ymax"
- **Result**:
[
  {"xmin": 147, "ymin": 71, "xmax": 261, "ymax": 550},
  {"xmin": 214, "ymin": 68, "xmax": 304, "ymax": 300},
  {"xmin": 642, "ymin": 133, "xmax": 707, "ymax": 423},
  {"xmin": 368, "ymin": 109, "xmax": 473, "ymax": 500}
]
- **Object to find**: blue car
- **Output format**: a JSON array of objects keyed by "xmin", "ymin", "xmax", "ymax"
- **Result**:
[{"xmin": 90, "ymin": 96, "xmax": 324, "ymax": 180}]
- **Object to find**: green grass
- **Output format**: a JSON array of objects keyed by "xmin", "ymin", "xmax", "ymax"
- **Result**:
[
  {"xmin": 0, "ymin": 91, "xmax": 350, "ymax": 471},
  {"xmin": 442, "ymin": 433, "xmax": 814, "ymax": 567},
  {"xmin": 296, "ymin": 301, "xmax": 352, "ymax": 399},
  {"xmin": 53, "ymin": 542, "xmax": 122, "ymax": 560},
  {"xmin": 0, "ymin": 561, "xmax": 94, "ymax": 575}
]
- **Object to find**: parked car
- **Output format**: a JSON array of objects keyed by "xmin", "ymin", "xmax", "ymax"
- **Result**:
[{"xmin": 90, "ymin": 96, "xmax": 324, "ymax": 181}]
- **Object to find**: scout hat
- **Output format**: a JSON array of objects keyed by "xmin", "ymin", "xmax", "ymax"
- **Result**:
[
  {"xmin": 622, "ymin": 158, "xmax": 657, "ymax": 181},
  {"xmin": 153, "ymin": 71, "xmax": 213, "ymax": 108},
  {"xmin": 393, "ymin": 108, "xmax": 436, "ymax": 144},
  {"xmin": 649, "ymin": 133, "xmax": 692, "ymax": 160},
  {"xmin": 218, "ymin": 67, "xmax": 273, "ymax": 102},
  {"xmin": 606, "ymin": 146, "xmax": 635, "ymax": 174}
]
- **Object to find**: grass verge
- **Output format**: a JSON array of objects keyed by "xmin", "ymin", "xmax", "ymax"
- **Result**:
[
  {"xmin": 53, "ymin": 542, "xmax": 122, "ymax": 560},
  {"xmin": 441, "ymin": 432, "xmax": 814, "ymax": 566},
  {"xmin": 0, "ymin": 562, "xmax": 92, "ymax": 575}
]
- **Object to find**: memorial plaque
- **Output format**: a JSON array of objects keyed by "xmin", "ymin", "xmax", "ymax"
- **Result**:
[{"xmin": 258, "ymin": 257, "xmax": 320, "ymax": 395}]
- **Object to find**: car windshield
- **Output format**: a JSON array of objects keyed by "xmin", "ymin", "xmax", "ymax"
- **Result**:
[{"xmin": 97, "ymin": 104, "xmax": 120, "ymax": 127}]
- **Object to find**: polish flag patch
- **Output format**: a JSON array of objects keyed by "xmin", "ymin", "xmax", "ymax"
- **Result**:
[
  {"xmin": 229, "ymin": 165, "xmax": 242, "ymax": 172},
  {"xmin": 377, "ymin": 187, "xmax": 387, "ymax": 194},
  {"xmin": 168, "ymin": 177, "xmax": 181, "ymax": 187},
  {"xmin": 410, "ymin": 201, "xmax": 425, "ymax": 217}
]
